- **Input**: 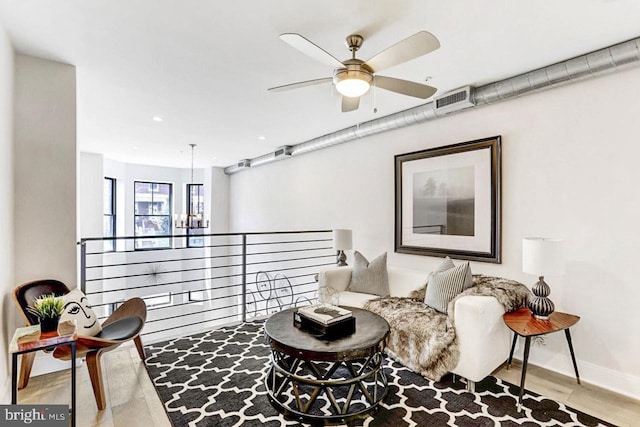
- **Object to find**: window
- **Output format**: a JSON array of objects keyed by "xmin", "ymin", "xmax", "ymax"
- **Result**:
[
  {"xmin": 188, "ymin": 290, "xmax": 205, "ymax": 302},
  {"xmin": 144, "ymin": 292, "xmax": 173, "ymax": 308},
  {"xmin": 103, "ymin": 177, "xmax": 116, "ymax": 252},
  {"xmin": 187, "ymin": 183, "xmax": 205, "ymax": 247},
  {"xmin": 134, "ymin": 181, "xmax": 172, "ymax": 249}
]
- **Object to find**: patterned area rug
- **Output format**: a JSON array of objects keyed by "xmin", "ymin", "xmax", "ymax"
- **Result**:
[{"xmin": 145, "ymin": 321, "xmax": 614, "ymax": 427}]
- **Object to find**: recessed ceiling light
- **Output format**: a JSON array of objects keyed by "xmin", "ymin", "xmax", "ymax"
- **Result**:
[
  {"xmin": 152, "ymin": 116, "xmax": 164, "ymax": 122},
  {"xmin": 132, "ymin": 146, "xmax": 139, "ymax": 150},
  {"xmin": 258, "ymin": 136, "xmax": 266, "ymax": 140}
]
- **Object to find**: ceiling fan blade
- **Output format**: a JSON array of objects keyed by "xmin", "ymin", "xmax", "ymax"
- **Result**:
[
  {"xmin": 364, "ymin": 31, "xmax": 440, "ymax": 72},
  {"xmin": 280, "ymin": 33, "xmax": 345, "ymax": 69},
  {"xmin": 341, "ymin": 96, "xmax": 360, "ymax": 112},
  {"xmin": 268, "ymin": 77, "xmax": 333, "ymax": 92},
  {"xmin": 375, "ymin": 76, "xmax": 437, "ymax": 99}
]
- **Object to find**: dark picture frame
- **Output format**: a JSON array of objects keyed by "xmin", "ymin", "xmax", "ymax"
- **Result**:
[{"xmin": 394, "ymin": 136, "xmax": 501, "ymax": 263}]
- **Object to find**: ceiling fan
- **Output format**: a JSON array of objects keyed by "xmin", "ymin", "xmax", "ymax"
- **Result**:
[{"xmin": 268, "ymin": 31, "xmax": 440, "ymax": 112}]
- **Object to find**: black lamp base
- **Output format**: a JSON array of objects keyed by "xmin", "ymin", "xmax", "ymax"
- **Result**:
[
  {"xmin": 337, "ymin": 250, "xmax": 348, "ymax": 267},
  {"xmin": 528, "ymin": 276, "xmax": 555, "ymax": 320}
]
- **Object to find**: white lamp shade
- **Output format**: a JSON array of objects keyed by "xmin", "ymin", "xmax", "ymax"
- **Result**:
[
  {"xmin": 332, "ymin": 229, "xmax": 353, "ymax": 251},
  {"xmin": 522, "ymin": 237, "xmax": 565, "ymax": 276}
]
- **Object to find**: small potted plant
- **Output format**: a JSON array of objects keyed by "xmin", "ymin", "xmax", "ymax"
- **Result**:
[{"xmin": 28, "ymin": 294, "xmax": 64, "ymax": 333}]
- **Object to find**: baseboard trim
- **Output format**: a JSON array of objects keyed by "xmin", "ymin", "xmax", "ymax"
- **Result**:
[
  {"xmin": 576, "ymin": 360, "xmax": 640, "ymax": 401},
  {"xmin": 514, "ymin": 357, "xmax": 640, "ymax": 401}
]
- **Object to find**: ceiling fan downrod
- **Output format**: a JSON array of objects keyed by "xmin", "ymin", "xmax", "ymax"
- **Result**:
[{"xmin": 345, "ymin": 34, "xmax": 364, "ymax": 59}]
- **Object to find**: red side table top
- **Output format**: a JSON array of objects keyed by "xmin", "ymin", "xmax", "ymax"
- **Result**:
[{"xmin": 503, "ymin": 308, "xmax": 580, "ymax": 337}]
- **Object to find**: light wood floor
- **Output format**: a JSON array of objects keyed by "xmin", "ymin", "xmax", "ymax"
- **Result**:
[
  {"xmin": 493, "ymin": 361, "xmax": 639, "ymax": 427},
  {"xmin": 17, "ymin": 343, "xmax": 640, "ymax": 427}
]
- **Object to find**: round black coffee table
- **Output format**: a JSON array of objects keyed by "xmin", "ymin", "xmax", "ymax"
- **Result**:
[{"xmin": 264, "ymin": 306, "xmax": 389, "ymax": 425}]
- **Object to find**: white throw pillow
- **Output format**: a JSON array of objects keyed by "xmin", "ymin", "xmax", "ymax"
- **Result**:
[{"xmin": 59, "ymin": 289, "xmax": 102, "ymax": 336}]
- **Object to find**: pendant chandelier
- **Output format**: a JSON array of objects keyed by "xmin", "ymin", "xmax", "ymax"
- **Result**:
[{"xmin": 175, "ymin": 144, "xmax": 209, "ymax": 229}]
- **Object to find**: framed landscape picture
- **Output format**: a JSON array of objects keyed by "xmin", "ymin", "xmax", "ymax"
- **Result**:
[{"xmin": 394, "ymin": 136, "xmax": 501, "ymax": 263}]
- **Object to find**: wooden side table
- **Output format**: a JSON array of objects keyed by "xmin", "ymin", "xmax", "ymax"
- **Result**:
[
  {"xmin": 9, "ymin": 324, "xmax": 77, "ymax": 427},
  {"xmin": 503, "ymin": 308, "xmax": 580, "ymax": 410}
]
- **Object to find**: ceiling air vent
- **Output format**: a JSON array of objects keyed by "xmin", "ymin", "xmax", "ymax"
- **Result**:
[
  {"xmin": 433, "ymin": 86, "xmax": 476, "ymax": 116},
  {"xmin": 237, "ymin": 159, "xmax": 251, "ymax": 168},
  {"xmin": 274, "ymin": 145, "xmax": 293, "ymax": 158}
]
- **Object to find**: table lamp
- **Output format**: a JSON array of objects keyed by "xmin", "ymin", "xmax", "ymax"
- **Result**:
[
  {"xmin": 522, "ymin": 237, "xmax": 564, "ymax": 319},
  {"xmin": 332, "ymin": 229, "xmax": 353, "ymax": 267}
]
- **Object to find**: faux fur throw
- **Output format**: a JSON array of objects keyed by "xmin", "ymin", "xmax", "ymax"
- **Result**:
[
  {"xmin": 363, "ymin": 297, "xmax": 455, "ymax": 381},
  {"xmin": 364, "ymin": 275, "xmax": 530, "ymax": 381},
  {"xmin": 448, "ymin": 275, "xmax": 531, "ymax": 322}
]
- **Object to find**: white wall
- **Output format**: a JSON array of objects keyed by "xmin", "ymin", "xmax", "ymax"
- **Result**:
[
  {"xmin": 229, "ymin": 66, "xmax": 640, "ymax": 399},
  {"xmin": 79, "ymin": 152, "xmax": 104, "ymax": 239},
  {"xmin": 10, "ymin": 55, "xmax": 78, "ymax": 380},
  {"xmin": 206, "ymin": 167, "xmax": 230, "ymax": 233},
  {"xmin": 14, "ymin": 55, "xmax": 77, "ymax": 287},
  {"xmin": 0, "ymin": 19, "xmax": 14, "ymax": 404}
]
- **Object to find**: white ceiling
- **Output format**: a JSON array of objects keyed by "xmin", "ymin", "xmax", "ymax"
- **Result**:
[{"xmin": 1, "ymin": 0, "xmax": 639, "ymax": 169}]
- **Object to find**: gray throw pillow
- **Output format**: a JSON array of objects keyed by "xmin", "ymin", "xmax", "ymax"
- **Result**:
[
  {"xmin": 425, "ymin": 262, "xmax": 471, "ymax": 313},
  {"xmin": 427, "ymin": 256, "xmax": 456, "ymax": 282},
  {"xmin": 347, "ymin": 251, "xmax": 390, "ymax": 297},
  {"xmin": 427, "ymin": 256, "xmax": 473, "ymax": 290}
]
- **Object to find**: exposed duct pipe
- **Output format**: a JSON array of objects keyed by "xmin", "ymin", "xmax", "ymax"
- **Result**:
[{"xmin": 225, "ymin": 37, "xmax": 640, "ymax": 175}]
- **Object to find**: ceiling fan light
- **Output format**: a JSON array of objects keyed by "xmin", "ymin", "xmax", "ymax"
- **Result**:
[{"xmin": 334, "ymin": 70, "xmax": 372, "ymax": 97}]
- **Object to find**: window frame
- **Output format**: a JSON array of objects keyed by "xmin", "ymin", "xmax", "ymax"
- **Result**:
[
  {"xmin": 186, "ymin": 183, "xmax": 205, "ymax": 248},
  {"xmin": 103, "ymin": 177, "xmax": 116, "ymax": 252},
  {"xmin": 134, "ymin": 180, "xmax": 173, "ymax": 250}
]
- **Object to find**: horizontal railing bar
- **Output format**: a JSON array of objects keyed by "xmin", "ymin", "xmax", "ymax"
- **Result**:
[
  {"xmin": 85, "ymin": 263, "xmax": 245, "ymax": 282},
  {"xmin": 80, "ymin": 229, "xmax": 332, "ymax": 243},
  {"xmin": 90, "ymin": 288, "xmax": 229, "ymax": 308},
  {"xmin": 245, "ymin": 238, "xmax": 332, "ymax": 247},
  {"xmin": 245, "ymin": 246, "xmax": 332, "ymax": 256},
  {"xmin": 146, "ymin": 304, "xmax": 247, "ymax": 324},
  {"xmin": 85, "ymin": 276, "xmax": 244, "ymax": 294},
  {"xmin": 245, "ymin": 254, "xmax": 334, "ymax": 267},
  {"xmin": 86, "ymin": 238, "xmax": 332, "ymax": 256},
  {"xmin": 86, "ymin": 242, "xmax": 244, "ymax": 256},
  {"xmin": 143, "ymin": 288, "xmax": 316, "ymax": 326},
  {"xmin": 147, "ymin": 294, "xmax": 241, "ymax": 312},
  {"xmin": 93, "ymin": 278, "xmax": 318, "ymax": 309},
  {"xmin": 148, "ymin": 284, "xmax": 317, "ymax": 312},
  {"xmin": 141, "ymin": 312, "xmax": 241, "ymax": 336},
  {"xmin": 246, "ymin": 261, "xmax": 334, "ymax": 276},
  {"xmin": 86, "ymin": 253, "xmax": 244, "ymax": 269},
  {"xmin": 87, "ymin": 239, "xmax": 333, "ymax": 255},
  {"xmin": 88, "ymin": 274, "xmax": 320, "ymax": 307},
  {"xmin": 86, "ymin": 247, "xmax": 331, "ymax": 269},
  {"xmin": 85, "ymin": 257, "xmax": 331, "ymax": 283},
  {"xmin": 84, "ymin": 266, "xmax": 324, "ymax": 295},
  {"xmin": 97, "ymin": 297, "xmax": 244, "ymax": 321}
]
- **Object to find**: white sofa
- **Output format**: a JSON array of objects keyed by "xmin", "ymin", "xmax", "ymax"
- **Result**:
[{"xmin": 318, "ymin": 265, "xmax": 512, "ymax": 389}]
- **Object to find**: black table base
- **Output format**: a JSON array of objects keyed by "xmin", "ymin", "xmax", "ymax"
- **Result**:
[{"xmin": 265, "ymin": 348, "xmax": 388, "ymax": 425}]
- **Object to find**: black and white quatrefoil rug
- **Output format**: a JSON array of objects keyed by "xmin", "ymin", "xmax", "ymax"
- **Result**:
[{"xmin": 145, "ymin": 321, "xmax": 614, "ymax": 427}]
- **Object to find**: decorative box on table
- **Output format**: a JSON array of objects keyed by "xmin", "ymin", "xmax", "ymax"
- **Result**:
[{"xmin": 294, "ymin": 304, "xmax": 356, "ymax": 339}]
